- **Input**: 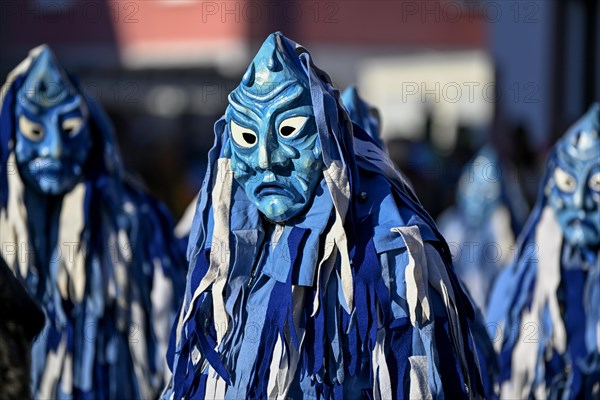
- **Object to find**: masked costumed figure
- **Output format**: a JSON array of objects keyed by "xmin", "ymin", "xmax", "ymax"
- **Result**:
[
  {"xmin": 0, "ymin": 46, "xmax": 185, "ymax": 398},
  {"xmin": 487, "ymin": 104, "xmax": 600, "ymax": 398},
  {"xmin": 437, "ymin": 146, "xmax": 523, "ymax": 313},
  {"xmin": 163, "ymin": 32, "xmax": 489, "ymax": 399}
]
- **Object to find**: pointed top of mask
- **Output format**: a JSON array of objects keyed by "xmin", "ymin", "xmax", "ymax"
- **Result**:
[
  {"xmin": 18, "ymin": 45, "xmax": 77, "ymax": 109},
  {"xmin": 558, "ymin": 103, "xmax": 600, "ymax": 162},
  {"xmin": 341, "ymin": 85, "xmax": 382, "ymax": 146},
  {"xmin": 234, "ymin": 32, "xmax": 308, "ymax": 101}
]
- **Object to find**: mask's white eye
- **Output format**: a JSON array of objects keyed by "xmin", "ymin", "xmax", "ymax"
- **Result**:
[
  {"xmin": 19, "ymin": 115, "xmax": 44, "ymax": 141},
  {"xmin": 554, "ymin": 167, "xmax": 577, "ymax": 193},
  {"xmin": 589, "ymin": 172, "xmax": 600, "ymax": 192},
  {"xmin": 278, "ymin": 116, "xmax": 308, "ymax": 138},
  {"xmin": 62, "ymin": 117, "xmax": 84, "ymax": 137},
  {"xmin": 230, "ymin": 120, "xmax": 257, "ymax": 148}
]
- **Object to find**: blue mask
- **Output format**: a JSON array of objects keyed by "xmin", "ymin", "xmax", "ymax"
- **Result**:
[
  {"xmin": 225, "ymin": 34, "xmax": 324, "ymax": 223},
  {"xmin": 457, "ymin": 148, "xmax": 502, "ymax": 226},
  {"xmin": 547, "ymin": 104, "xmax": 600, "ymax": 247},
  {"xmin": 14, "ymin": 48, "xmax": 92, "ymax": 196}
]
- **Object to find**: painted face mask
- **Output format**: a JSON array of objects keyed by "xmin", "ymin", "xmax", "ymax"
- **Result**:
[
  {"xmin": 547, "ymin": 104, "xmax": 600, "ymax": 247},
  {"xmin": 225, "ymin": 35, "xmax": 324, "ymax": 223},
  {"xmin": 14, "ymin": 48, "xmax": 92, "ymax": 196},
  {"xmin": 457, "ymin": 149, "xmax": 502, "ymax": 226}
]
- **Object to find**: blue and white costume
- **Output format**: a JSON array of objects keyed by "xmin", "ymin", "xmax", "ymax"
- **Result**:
[
  {"xmin": 164, "ymin": 32, "xmax": 489, "ymax": 399},
  {"xmin": 0, "ymin": 46, "xmax": 186, "ymax": 399},
  {"xmin": 487, "ymin": 104, "xmax": 600, "ymax": 398}
]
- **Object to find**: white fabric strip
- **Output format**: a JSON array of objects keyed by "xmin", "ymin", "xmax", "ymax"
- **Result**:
[
  {"xmin": 394, "ymin": 226, "xmax": 472, "ymax": 393},
  {"xmin": 393, "ymin": 226, "xmax": 431, "ymax": 326},
  {"xmin": 280, "ymin": 286, "xmax": 306, "ymax": 396},
  {"xmin": 210, "ymin": 158, "xmax": 234, "ymax": 344},
  {"xmin": 505, "ymin": 206, "xmax": 564, "ymax": 398},
  {"xmin": 322, "ymin": 160, "xmax": 353, "ymax": 313},
  {"xmin": 267, "ymin": 335, "xmax": 284, "ymax": 398},
  {"xmin": 57, "ymin": 182, "xmax": 87, "ymax": 302},
  {"xmin": 130, "ymin": 301, "xmax": 152, "ymax": 399},
  {"xmin": 151, "ymin": 257, "xmax": 174, "ymax": 382},
  {"xmin": 372, "ymin": 328, "xmax": 392, "ymax": 400},
  {"xmin": 181, "ymin": 158, "xmax": 233, "ymax": 345},
  {"xmin": 1, "ymin": 154, "xmax": 31, "ymax": 277},
  {"xmin": 60, "ymin": 352, "xmax": 73, "ymax": 395},
  {"xmin": 408, "ymin": 355, "xmax": 433, "ymax": 399},
  {"xmin": 204, "ymin": 366, "xmax": 217, "ymax": 399},
  {"xmin": 423, "ymin": 243, "xmax": 470, "ymax": 390},
  {"xmin": 39, "ymin": 334, "xmax": 67, "ymax": 398},
  {"xmin": 312, "ymin": 246, "xmax": 337, "ymax": 317}
]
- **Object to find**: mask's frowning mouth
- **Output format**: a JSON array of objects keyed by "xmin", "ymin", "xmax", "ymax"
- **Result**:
[
  {"xmin": 31, "ymin": 158, "xmax": 62, "ymax": 170},
  {"xmin": 255, "ymin": 182, "xmax": 294, "ymax": 198}
]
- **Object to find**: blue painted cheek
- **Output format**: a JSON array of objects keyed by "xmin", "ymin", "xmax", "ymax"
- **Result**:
[
  {"xmin": 15, "ymin": 138, "xmax": 37, "ymax": 164},
  {"xmin": 295, "ymin": 154, "xmax": 322, "ymax": 194},
  {"xmin": 298, "ymin": 153, "xmax": 316, "ymax": 171},
  {"xmin": 231, "ymin": 151, "xmax": 256, "ymax": 183},
  {"xmin": 579, "ymin": 191, "xmax": 600, "ymax": 246}
]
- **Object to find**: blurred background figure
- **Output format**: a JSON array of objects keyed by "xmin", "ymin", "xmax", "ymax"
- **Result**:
[
  {"xmin": 174, "ymin": 193, "xmax": 198, "ymax": 239},
  {"xmin": 0, "ymin": 256, "xmax": 45, "ymax": 400},
  {"xmin": 1, "ymin": 1, "xmax": 596, "ymax": 222},
  {"xmin": 0, "ymin": 46, "xmax": 185, "ymax": 399},
  {"xmin": 487, "ymin": 104, "xmax": 600, "ymax": 399},
  {"xmin": 437, "ymin": 145, "xmax": 527, "ymax": 313},
  {"xmin": 342, "ymin": 85, "xmax": 383, "ymax": 149}
]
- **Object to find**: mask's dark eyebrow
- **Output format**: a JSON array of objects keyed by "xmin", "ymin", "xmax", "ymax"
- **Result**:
[
  {"xmin": 57, "ymin": 95, "xmax": 86, "ymax": 116},
  {"xmin": 236, "ymin": 80, "xmax": 297, "ymax": 103},
  {"xmin": 557, "ymin": 153, "xmax": 583, "ymax": 173},
  {"xmin": 267, "ymin": 84, "xmax": 305, "ymax": 112},
  {"xmin": 226, "ymin": 104, "xmax": 258, "ymax": 131},
  {"xmin": 228, "ymin": 82, "xmax": 306, "ymax": 123},
  {"xmin": 227, "ymin": 92, "xmax": 261, "ymax": 122},
  {"xmin": 19, "ymin": 103, "xmax": 42, "ymax": 120}
]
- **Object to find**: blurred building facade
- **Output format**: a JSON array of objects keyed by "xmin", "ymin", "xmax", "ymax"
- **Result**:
[{"xmin": 1, "ymin": 0, "xmax": 596, "ymax": 217}]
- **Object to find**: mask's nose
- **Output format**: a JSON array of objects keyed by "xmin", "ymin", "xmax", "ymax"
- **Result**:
[
  {"xmin": 257, "ymin": 139, "xmax": 270, "ymax": 170},
  {"xmin": 572, "ymin": 178, "xmax": 588, "ymax": 209},
  {"xmin": 256, "ymin": 135, "xmax": 291, "ymax": 171},
  {"xmin": 40, "ymin": 125, "xmax": 63, "ymax": 159}
]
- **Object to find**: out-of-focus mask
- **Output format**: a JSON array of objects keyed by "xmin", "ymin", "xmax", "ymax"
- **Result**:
[
  {"xmin": 14, "ymin": 47, "xmax": 92, "ymax": 196},
  {"xmin": 226, "ymin": 34, "xmax": 323, "ymax": 223}
]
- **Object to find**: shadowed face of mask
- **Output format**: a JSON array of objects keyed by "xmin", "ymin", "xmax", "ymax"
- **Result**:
[
  {"xmin": 457, "ymin": 153, "xmax": 501, "ymax": 226},
  {"xmin": 14, "ymin": 48, "xmax": 92, "ymax": 196},
  {"xmin": 225, "ymin": 35, "xmax": 324, "ymax": 223},
  {"xmin": 547, "ymin": 107, "xmax": 600, "ymax": 247},
  {"xmin": 548, "ymin": 159, "xmax": 600, "ymax": 247}
]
